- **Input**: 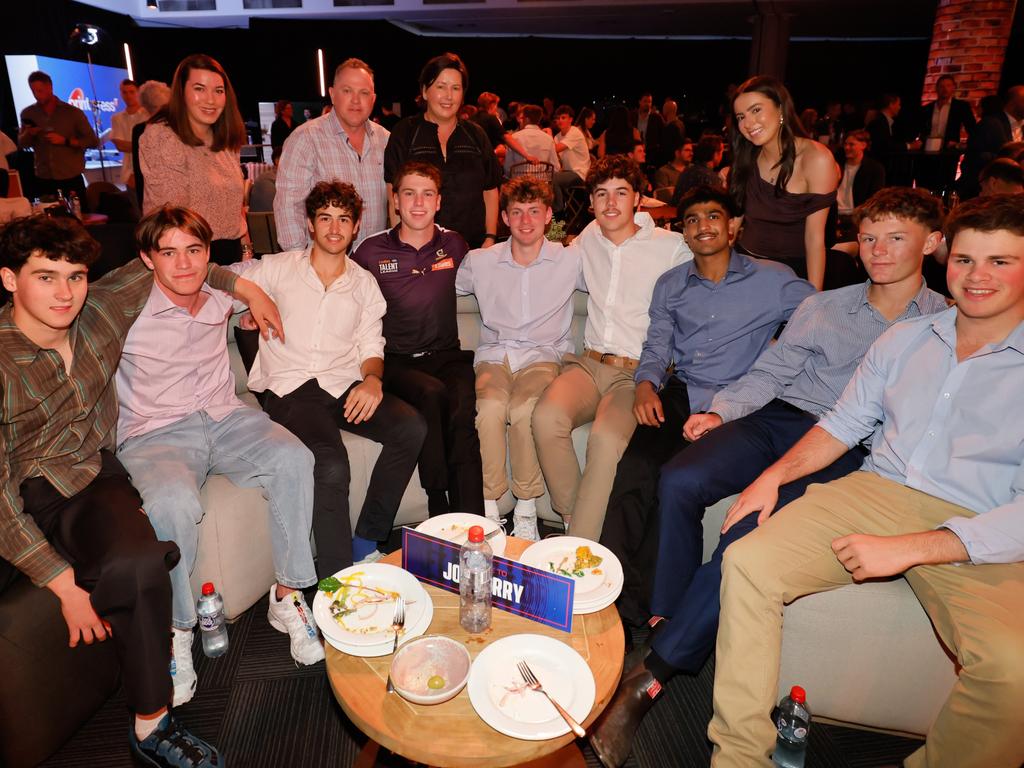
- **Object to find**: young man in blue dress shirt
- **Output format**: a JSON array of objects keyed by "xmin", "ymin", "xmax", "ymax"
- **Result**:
[{"xmin": 707, "ymin": 194, "xmax": 1024, "ymax": 768}]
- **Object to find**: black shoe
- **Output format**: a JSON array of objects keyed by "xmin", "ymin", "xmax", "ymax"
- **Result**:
[
  {"xmin": 622, "ymin": 617, "xmax": 667, "ymax": 678},
  {"xmin": 129, "ymin": 712, "xmax": 222, "ymax": 767},
  {"xmin": 588, "ymin": 664, "xmax": 663, "ymax": 768}
]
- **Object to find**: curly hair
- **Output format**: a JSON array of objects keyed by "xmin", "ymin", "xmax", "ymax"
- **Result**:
[
  {"xmin": 946, "ymin": 194, "xmax": 1024, "ymax": 242},
  {"xmin": 304, "ymin": 181, "xmax": 364, "ymax": 223},
  {"xmin": 852, "ymin": 187, "xmax": 944, "ymax": 233},
  {"xmin": 135, "ymin": 205, "xmax": 214, "ymax": 254},
  {"xmin": 500, "ymin": 177, "xmax": 554, "ymax": 210},
  {"xmin": 585, "ymin": 155, "xmax": 646, "ymax": 196},
  {"xmin": 0, "ymin": 215, "xmax": 99, "ymax": 273}
]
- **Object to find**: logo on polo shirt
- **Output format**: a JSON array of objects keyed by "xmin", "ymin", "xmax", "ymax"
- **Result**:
[
  {"xmin": 431, "ymin": 258, "xmax": 454, "ymax": 271},
  {"xmin": 378, "ymin": 258, "xmax": 399, "ymax": 274}
]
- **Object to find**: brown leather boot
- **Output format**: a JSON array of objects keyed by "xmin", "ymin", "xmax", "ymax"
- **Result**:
[{"xmin": 588, "ymin": 662, "xmax": 664, "ymax": 768}]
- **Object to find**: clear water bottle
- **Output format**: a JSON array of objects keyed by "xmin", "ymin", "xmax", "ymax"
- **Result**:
[
  {"xmin": 32, "ymin": 198, "xmax": 42, "ymax": 215},
  {"xmin": 196, "ymin": 581, "xmax": 229, "ymax": 658},
  {"xmin": 69, "ymin": 191, "xmax": 82, "ymax": 219},
  {"xmin": 459, "ymin": 525, "xmax": 492, "ymax": 633},
  {"xmin": 772, "ymin": 685, "xmax": 810, "ymax": 767}
]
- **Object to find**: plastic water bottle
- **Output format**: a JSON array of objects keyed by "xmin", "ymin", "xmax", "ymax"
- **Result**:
[
  {"xmin": 69, "ymin": 191, "xmax": 82, "ymax": 219},
  {"xmin": 196, "ymin": 582, "xmax": 229, "ymax": 657},
  {"xmin": 32, "ymin": 198, "xmax": 42, "ymax": 215},
  {"xmin": 459, "ymin": 525, "xmax": 492, "ymax": 633},
  {"xmin": 772, "ymin": 685, "xmax": 810, "ymax": 767}
]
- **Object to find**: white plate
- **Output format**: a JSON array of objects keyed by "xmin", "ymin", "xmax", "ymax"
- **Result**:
[
  {"xmin": 313, "ymin": 563, "xmax": 430, "ymax": 647},
  {"xmin": 517, "ymin": 537, "xmax": 623, "ymax": 615},
  {"xmin": 324, "ymin": 596, "xmax": 434, "ymax": 658},
  {"xmin": 467, "ymin": 634, "xmax": 595, "ymax": 740},
  {"xmin": 414, "ymin": 513, "xmax": 507, "ymax": 557}
]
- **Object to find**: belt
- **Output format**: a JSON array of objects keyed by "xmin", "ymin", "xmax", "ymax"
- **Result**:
[{"xmin": 584, "ymin": 348, "xmax": 640, "ymax": 371}]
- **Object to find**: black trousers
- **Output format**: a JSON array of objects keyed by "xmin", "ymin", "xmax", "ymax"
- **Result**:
[
  {"xmin": 383, "ymin": 348, "xmax": 484, "ymax": 516},
  {"xmin": 20, "ymin": 450, "xmax": 179, "ymax": 714},
  {"xmin": 262, "ymin": 379, "xmax": 427, "ymax": 577},
  {"xmin": 599, "ymin": 376, "xmax": 691, "ymax": 628}
]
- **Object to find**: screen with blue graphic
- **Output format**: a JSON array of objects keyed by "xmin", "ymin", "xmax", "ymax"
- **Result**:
[{"xmin": 6, "ymin": 54, "xmax": 129, "ymax": 171}]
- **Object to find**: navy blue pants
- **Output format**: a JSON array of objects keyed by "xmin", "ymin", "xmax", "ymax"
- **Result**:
[{"xmin": 650, "ymin": 399, "xmax": 866, "ymax": 674}]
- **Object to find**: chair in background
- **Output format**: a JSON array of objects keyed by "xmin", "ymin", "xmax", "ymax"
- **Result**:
[
  {"xmin": 246, "ymin": 210, "xmax": 281, "ymax": 255},
  {"xmin": 561, "ymin": 184, "xmax": 591, "ymax": 235},
  {"xmin": 509, "ymin": 161, "xmax": 555, "ymax": 183}
]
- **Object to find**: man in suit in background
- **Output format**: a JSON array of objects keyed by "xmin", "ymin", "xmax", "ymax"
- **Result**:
[
  {"xmin": 836, "ymin": 130, "xmax": 886, "ymax": 239},
  {"xmin": 867, "ymin": 94, "xmax": 908, "ymax": 184},
  {"xmin": 916, "ymin": 74, "xmax": 977, "ymax": 191},
  {"xmin": 962, "ymin": 85, "xmax": 1024, "ymax": 198}
]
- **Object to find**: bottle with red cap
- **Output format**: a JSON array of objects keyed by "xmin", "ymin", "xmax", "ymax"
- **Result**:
[
  {"xmin": 459, "ymin": 525, "xmax": 493, "ymax": 633},
  {"xmin": 772, "ymin": 685, "xmax": 810, "ymax": 767},
  {"xmin": 197, "ymin": 581, "xmax": 229, "ymax": 658}
]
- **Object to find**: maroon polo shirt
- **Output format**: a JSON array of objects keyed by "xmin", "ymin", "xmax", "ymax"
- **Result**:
[{"xmin": 351, "ymin": 225, "xmax": 469, "ymax": 355}]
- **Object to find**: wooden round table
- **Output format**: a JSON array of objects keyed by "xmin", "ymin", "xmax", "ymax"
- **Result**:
[{"xmin": 325, "ymin": 538, "xmax": 624, "ymax": 768}]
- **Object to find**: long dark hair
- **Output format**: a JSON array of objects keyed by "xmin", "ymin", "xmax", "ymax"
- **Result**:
[
  {"xmin": 160, "ymin": 54, "xmax": 245, "ymax": 153},
  {"xmin": 728, "ymin": 75, "xmax": 806, "ymax": 211}
]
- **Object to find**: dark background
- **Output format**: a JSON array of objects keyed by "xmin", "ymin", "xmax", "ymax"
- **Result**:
[{"xmin": 2, "ymin": 0, "xmax": 1022, "ymax": 138}]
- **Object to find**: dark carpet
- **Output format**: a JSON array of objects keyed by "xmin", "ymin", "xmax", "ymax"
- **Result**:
[{"xmin": 41, "ymin": 532, "xmax": 924, "ymax": 768}]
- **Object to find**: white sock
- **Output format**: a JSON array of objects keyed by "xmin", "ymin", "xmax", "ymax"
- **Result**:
[
  {"xmin": 483, "ymin": 499, "xmax": 501, "ymax": 521},
  {"xmin": 513, "ymin": 497, "xmax": 537, "ymax": 518},
  {"xmin": 135, "ymin": 712, "xmax": 164, "ymax": 741}
]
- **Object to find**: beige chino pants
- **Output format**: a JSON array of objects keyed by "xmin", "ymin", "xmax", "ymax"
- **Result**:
[
  {"xmin": 709, "ymin": 471, "xmax": 1024, "ymax": 768},
  {"xmin": 532, "ymin": 353, "xmax": 637, "ymax": 540},
  {"xmin": 475, "ymin": 359, "xmax": 560, "ymax": 501}
]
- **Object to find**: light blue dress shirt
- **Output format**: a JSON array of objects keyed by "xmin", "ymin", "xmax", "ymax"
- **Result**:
[
  {"xmin": 635, "ymin": 251, "xmax": 815, "ymax": 412},
  {"xmin": 819, "ymin": 308, "xmax": 1024, "ymax": 565}
]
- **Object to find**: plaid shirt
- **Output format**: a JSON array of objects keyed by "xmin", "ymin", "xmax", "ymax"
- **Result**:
[
  {"xmin": 0, "ymin": 260, "xmax": 238, "ymax": 587},
  {"xmin": 274, "ymin": 111, "xmax": 390, "ymax": 251}
]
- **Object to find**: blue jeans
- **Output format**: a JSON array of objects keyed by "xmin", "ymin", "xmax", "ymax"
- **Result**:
[
  {"xmin": 117, "ymin": 407, "xmax": 317, "ymax": 629},
  {"xmin": 650, "ymin": 399, "xmax": 866, "ymax": 673}
]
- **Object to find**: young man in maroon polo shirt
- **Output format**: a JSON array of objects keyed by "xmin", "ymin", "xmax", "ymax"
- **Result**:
[{"xmin": 351, "ymin": 161, "xmax": 484, "ymax": 518}]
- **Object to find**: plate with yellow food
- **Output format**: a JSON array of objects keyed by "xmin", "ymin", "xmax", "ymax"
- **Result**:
[
  {"xmin": 517, "ymin": 537, "xmax": 623, "ymax": 614},
  {"xmin": 312, "ymin": 563, "xmax": 433, "ymax": 656}
]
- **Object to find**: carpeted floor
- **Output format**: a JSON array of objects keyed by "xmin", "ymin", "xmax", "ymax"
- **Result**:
[{"xmin": 42, "ymin": 524, "xmax": 924, "ymax": 768}]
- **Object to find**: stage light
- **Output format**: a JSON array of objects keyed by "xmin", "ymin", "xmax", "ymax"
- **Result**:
[
  {"xmin": 124, "ymin": 42, "xmax": 134, "ymax": 81},
  {"xmin": 147, "ymin": 0, "xmax": 159, "ymax": 9},
  {"xmin": 317, "ymin": 49, "xmax": 325, "ymax": 99}
]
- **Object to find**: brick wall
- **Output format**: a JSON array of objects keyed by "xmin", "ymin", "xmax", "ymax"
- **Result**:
[{"xmin": 922, "ymin": 0, "xmax": 1018, "ymax": 105}]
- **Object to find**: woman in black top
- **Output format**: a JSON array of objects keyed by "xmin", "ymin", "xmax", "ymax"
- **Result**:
[
  {"xmin": 269, "ymin": 100, "xmax": 294, "ymax": 150},
  {"xmin": 384, "ymin": 53, "xmax": 501, "ymax": 249}
]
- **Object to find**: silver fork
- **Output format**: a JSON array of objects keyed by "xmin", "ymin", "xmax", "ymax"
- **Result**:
[
  {"xmin": 517, "ymin": 660, "xmax": 586, "ymax": 737},
  {"xmin": 385, "ymin": 596, "xmax": 405, "ymax": 694}
]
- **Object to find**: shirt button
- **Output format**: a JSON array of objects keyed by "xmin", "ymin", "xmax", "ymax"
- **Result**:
[{"xmin": 710, "ymin": 314, "xmax": 715, "ymax": 319}]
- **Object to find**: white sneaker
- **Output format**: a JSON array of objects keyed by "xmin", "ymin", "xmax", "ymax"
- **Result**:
[
  {"xmin": 170, "ymin": 627, "xmax": 197, "ymax": 706},
  {"xmin": 512, "ymin": 514, "xmax": 540, "ymax": 542},
  {"xmin": 483, "ymin": 499, "xmax": 501, "ymax": 521},
  {"xmin": 267, "ymin": 586, "xmax": 325, "ymax": 665},
  {"xmin": 355, "ymin": 550, "xmax": 384, "ymax": 565}
]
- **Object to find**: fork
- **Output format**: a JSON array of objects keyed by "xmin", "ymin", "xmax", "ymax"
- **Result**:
[
  {"xmin": 517, "ymin": 660, "xmax": 586, "ymax": 737},
  {"xmin": 385, "ymin": 596, "xmax": 405, "ymax": 694}
]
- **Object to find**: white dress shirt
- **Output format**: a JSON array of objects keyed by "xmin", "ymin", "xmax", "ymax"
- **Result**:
[
  {"xmin": 555, "ymin": 125, "xmax": 591, "ymax": 180},
  {"xmin": 504, "ymin": 125, "xmax": 561, "ymax": 175},
  {"xmin": 574, "ymin": 211, "xmax": 692, "ymax": 359},
  {"xmin": 245, "ymin": 248, "xmax": 387, "ymax": 399}
]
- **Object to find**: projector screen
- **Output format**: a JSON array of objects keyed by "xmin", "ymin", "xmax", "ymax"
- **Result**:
[{"xmin": 6, "ymin": 53, "xmax": 128, "ymax": 171}]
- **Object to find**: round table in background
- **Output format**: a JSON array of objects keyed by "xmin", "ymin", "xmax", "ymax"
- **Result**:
[{"xmin": 325, "ymin": 537, "xmax": 624, "ymax": 768}]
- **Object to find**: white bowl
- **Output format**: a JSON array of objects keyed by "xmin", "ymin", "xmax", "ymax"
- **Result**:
[{"xmin": 390, "ymin": 635, "xmax": 471, "ymax": 705}]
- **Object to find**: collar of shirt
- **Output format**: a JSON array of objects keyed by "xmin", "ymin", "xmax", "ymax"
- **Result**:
[
  {"xmin": 297, "ymin": 246, "xmax": 355, "ymax": 293},
  {"xmin": 494, "ymin": 239, "xmax": 560, "ymax": 268},
  {"xmin": 328, "ymin": 110, "xmax": 380, "ymax": 150},
  {"xmin": 143, "ymin": 281, "xmax": 224, "ymax": 325},
  {"xmin": 847, "ymin": 278, "xmax": 933, "ymax": 316},
  {"xmin": 930, "ymin": 309, "xmax": 1024, "ymax": 356},
  {"xmin": 588, "ymin": 211, "xmax": 657, "ymax": 249},
  {"xmin": 0, "ymin": 304, "xmax": 81, "ymax": 366},
  {"xmin": 683, "ymin": 249, "xmax": 752, "ymax": 286},
  {"xmin": 386, "ymin": 223, "xmax": 445, "ymax": 254}
]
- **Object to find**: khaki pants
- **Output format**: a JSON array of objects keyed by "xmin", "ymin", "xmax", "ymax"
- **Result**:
[
  {"xmin": 475, "ymin": 360, "xmax": 560, "ymax": 500},
  {"xmin": 532, "ymin": 353, "xmax": 637, "ymax": 540},
  {"xmin": 709, "ymin": 471, "xmax": 1024, "ymax": 768}
]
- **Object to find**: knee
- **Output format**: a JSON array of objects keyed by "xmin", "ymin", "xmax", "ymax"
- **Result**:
[
  {"xmin": 585, "ymin": 425, "xmax": 630, "ymax": 463},
  {"xmin": 966, "ymin": 625, "xmax": 1024, "ymax": 697},
  {"xmin": 140, "ymin": 486, "xmax": 203, "ymax": 533},
  {"xmin": 312, "ymin": 447, "xmax": 350, "ymax": 488},
  {"xmin": 532, "ymin": 398, "xmax": 571, "ymax": 440},
  {"xmin": 475, "ymin": 396, "xmax": 508, "ymax": 430},
  {"xmin": 507, "ymin": 394, "xmax": 541, "ymax": 430},
  {"xmin": 417, "ymin": 377, "xmax": 447, "ymax": 412},
  {"xmin": 403, "ymin": 410, "xmax": 429, "ymax": 447},
  {"xmin": 106, "ymin": 539, "xmax": 176, "ymax": 600},
  {"xmin": 658, "ymin": 463, "xmax": 703, "ymax": 507},
  {"xmin": 278, "ymin": 437, "xmax": 316, "ymax": 476}
]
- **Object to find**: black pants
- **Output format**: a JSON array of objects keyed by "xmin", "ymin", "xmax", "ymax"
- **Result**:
[
  {"xmin": 599, "ymin": 376, "xmax": 691, "ymax": 628},
  {"xmin": 383, "ymin": 348, "xmax": 484, "ymax": 516},
  {"xmin": 20, "ymin": 450, "xmax": 179, "ymax": 714},
  {"xmin": 209, "ymin": 238, "xmax": 242, "ymax": 265},
  {"xmin": 262, "ymin": 379, "xmax": 427, "ymax": 577}
]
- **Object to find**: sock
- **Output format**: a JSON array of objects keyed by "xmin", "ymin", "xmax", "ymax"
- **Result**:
[
  {"xmin": 352, "ymin": 535, "xmax": 377, "ymax": 561},
  {"xmin": 643, "ymin": 648, "xmax": 679, "ymax": 690},
  {"xmin": 483, "ymin": 499, "xmax": 501, "ymax": 521},
  {"xmin": 513, "ymin": 497, "xmax": 537, "ymax": 517},
  {"xmin": 134, "ymin": 711, "xmax": 165, "ymax": 741}
]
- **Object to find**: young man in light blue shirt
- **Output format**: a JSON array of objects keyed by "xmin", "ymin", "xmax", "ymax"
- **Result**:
[
  {"xmin": 456, "ymin": 177, "xmax": 581, "ymax": 539},
  {"xmin": 710, "ymin": 194, "xmax": 1024, "ymax": 768}
]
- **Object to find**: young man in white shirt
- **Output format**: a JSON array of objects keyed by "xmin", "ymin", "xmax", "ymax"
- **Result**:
[
  {"xmin": 456, "ymin": 177, "xmax": 581, "ymax": 540},
  {"xmin": 109, "ymin": 79, "xmax": 149, "ymax": 187},
  {"xmin": 249, "ymin": 181, "xmax": 428, "ymax": 572},
  {"xmin": 553, "ymin": 105, "xmax": 591, "ymax": 210},
  {"xmin": 533, "ymin": 155, "xmax": 692, "ymax": 540}
]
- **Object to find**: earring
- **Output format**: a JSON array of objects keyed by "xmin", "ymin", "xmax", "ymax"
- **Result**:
[{"xmin": 780, "ymin": 117, "xmax": 784, "ymax": 125}]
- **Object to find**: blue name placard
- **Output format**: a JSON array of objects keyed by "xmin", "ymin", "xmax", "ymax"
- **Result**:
[{"xmin": 401, "ymin": 528, "xmax": 574, "ymax": 633}]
